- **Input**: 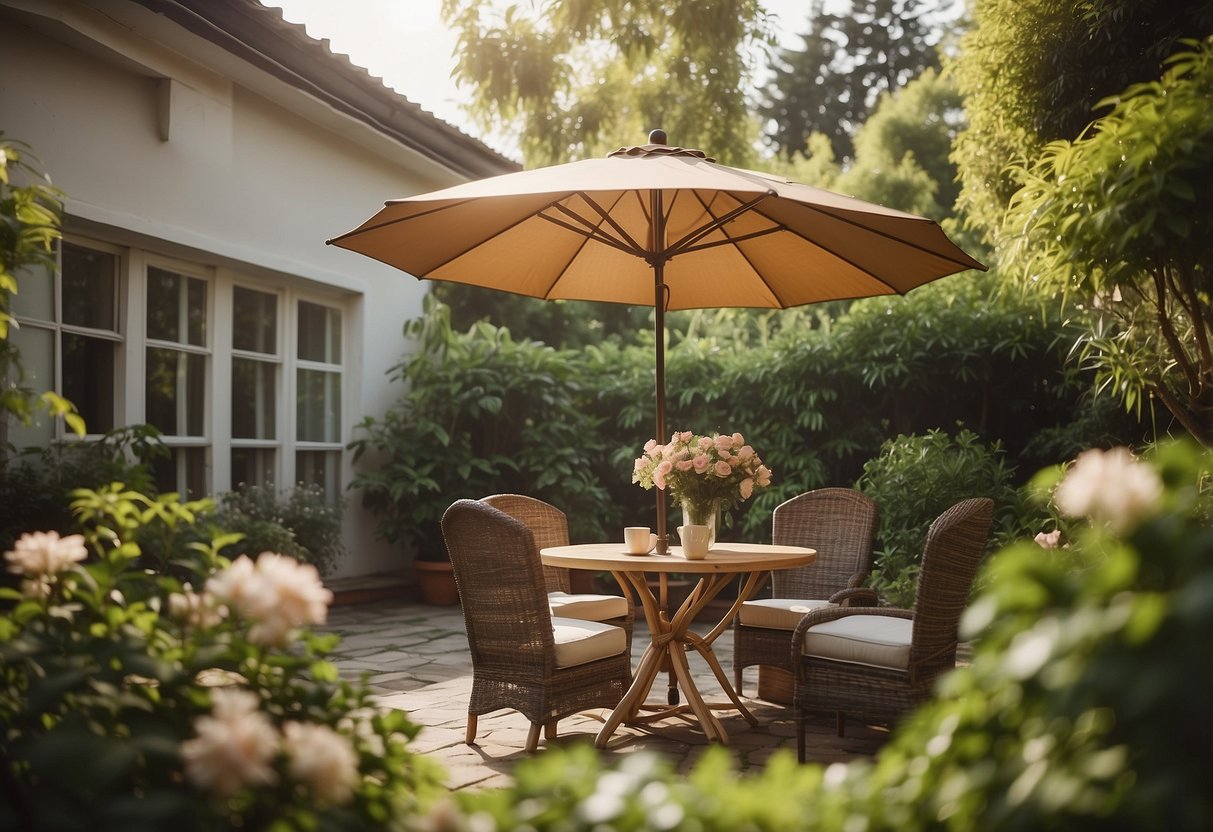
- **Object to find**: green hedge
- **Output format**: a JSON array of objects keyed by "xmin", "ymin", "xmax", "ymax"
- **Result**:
[{"xmin": 351, "ymin": 275, "xmax": 1145, "ymax": 556}]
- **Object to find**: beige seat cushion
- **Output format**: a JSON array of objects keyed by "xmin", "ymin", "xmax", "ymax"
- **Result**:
[
  {"xmin": 801, "ymin": 614, "xmax": 912, "ymax": 670},
  {"xmin": 739, "ymin": 598, "xmax": 831, "ymax": 630},
  {"xmin": 548, "ymin": 591, "xmax": 629, "ymax": 622},
  {"xmin": 551, "ymin": 616, "xmax": 628, "ymax": 668}
]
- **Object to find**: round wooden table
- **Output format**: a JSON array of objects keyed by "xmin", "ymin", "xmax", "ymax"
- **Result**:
[{"xmin": 540, "ymin": 542, "xmax": 815, "ymax": 747}]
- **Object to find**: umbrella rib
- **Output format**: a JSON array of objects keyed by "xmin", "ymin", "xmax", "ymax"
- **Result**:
[
  {"xmin": 326, "ymin": 196, "xmax": 480, "ymax": 244},
  {"xmin": 786, "ymin": 203, "xmax": 985, "ymax": 273},
  {"xmin": 539, "ymin": 211, "xmax": 639, "ymax": 258},
  {"xmin": 569, "ymin": 191, "xmax": 648, "ymax": 254},
  {"xmin": 665, "ymin": 191, "xmax": 777, "ymax": 256}
]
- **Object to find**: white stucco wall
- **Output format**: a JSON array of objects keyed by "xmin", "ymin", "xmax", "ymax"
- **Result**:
[{"xmin": 0, "ymin": 1, "xmax": 482, "ymax": 577}]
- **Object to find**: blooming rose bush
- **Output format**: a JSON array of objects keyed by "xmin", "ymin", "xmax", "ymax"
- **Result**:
[
  {"xmin": 0, "ymin": 484, "xmax": 442, "ymax": 830},
  {"xmin": 632, "ymin": 430, "xmax": 773, "ymax": 524}
]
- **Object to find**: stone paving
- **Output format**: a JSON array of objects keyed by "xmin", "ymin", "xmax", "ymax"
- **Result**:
[{"xmin": 320, "ymin": 599, "xmax": 888, "ymax": 791}]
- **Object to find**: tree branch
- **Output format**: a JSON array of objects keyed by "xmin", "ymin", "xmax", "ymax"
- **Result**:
[{"xmin": 1152, "ymin": 268, "xmax": 1202, "ymax": 394}]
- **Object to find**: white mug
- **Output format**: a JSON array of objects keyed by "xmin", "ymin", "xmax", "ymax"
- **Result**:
[
  {"xmin": 624, "ymin": 526, "xmax": 658, "ymax": 555},
  {"xmin": 677, "ymin": 524, "xmax": 710, "ymax": 560}
]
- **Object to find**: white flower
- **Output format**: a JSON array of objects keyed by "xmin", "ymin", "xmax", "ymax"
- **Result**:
[
  {"xmin": 206, "ymin": 553, "xmax": 332, "ymax": 647},
  {"xmin": 1054, "ymin": 447, "xmax": 1163, "ymax": 533},
  {"xmin": 4, "ymin": 531, "xmax": 87, "ymax": 578},
  {"xmin": 282, "ymin": 721, "xmax": 360, "ymax": 805},
  {"xmin": 181, "ymin": 687, "xmax": 278, "ymax": 798},
  {"xmin": 168, "ymin": 584, "xmax": 228, "ymax": 629}
]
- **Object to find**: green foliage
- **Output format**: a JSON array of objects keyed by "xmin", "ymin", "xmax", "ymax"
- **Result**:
[
  {"xmin": 856, "ymin": 428, "xmax": 1021, "ymax": 605},
  {"xmin": 354, "ymin": 279, "xmax": 1144, "ymax": 560},
  {"xmin": 1002, "ymin": 39, "xmax": 1213, "ymax": 444},
  {"xmin": 442, "ymin": 0, "xmax": 771, "ymax": 166},
  {"xmin": 451, "ymin": 442, "xmax": 1213, "ymax": 831},
  {"xmin": 0, "ymin": 134, "xmax": 83, "ymax": 438},
  {"xmin": 762, "ymin": 0, "xmax": 944, "ymax": 164},
  {"xmin": 0, "ymin": 488, "xmax": 442, "ymax": 830},
  {"xmin": 951, "ymin": 0, "xmax": 1213, "ymax": 239},
  {"xmin": 212, "ymin": 483, "xmax": 346, "ymax": 576},
  {"xmin": 348, "ymin": 295, "xmax": 616, "ymax": 558},
  {"xmin": 0, "ymin": 425, "xmax": 164, "ymax": 553}
]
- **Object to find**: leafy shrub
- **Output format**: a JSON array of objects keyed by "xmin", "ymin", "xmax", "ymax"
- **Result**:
[
  {"xmin": 856, "ymin": 428, "xmax": 1021, "ymax": 605},
  {"xmin": 212, "ymin": 483, "xmax": 345, "ymax": 576},
  {"xmin": 0, "ymin": 425, "xmax": 163, "ymax": 553},
  {"xmin": 447, "ymin": 441, "xmax": 1212, "ymax": 831},
  {"xmin": 0, "ymin": 485, "xmax": 441, "ymax": 830},
  {"xmin": 349, "ymin": 296, "xmax": 616, "ymax": 558}
]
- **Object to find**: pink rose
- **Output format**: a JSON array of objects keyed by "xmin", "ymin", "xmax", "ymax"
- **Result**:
[
  {"xmin": 737, "ymin": 445, "xmax": 755, "ymax": 462},
  {"xmin": 634, "ymin": 457, "xmax": 647, "ymax": 472},
  {"xmin": 677, "ymin": 431, "xmax": 694, "ymax": 443},
  {"xmin": 693, "ymin": 454, "xmax": 710, "ymax": 473},
  {"xmin": 657, "ymin": 460, "xmax": 673, "ymax": 476},
  {"xmin": 644, "ymin": 438, "xmax": 658, "ymax": 454},
  {"xmin": 1034, "ymin": 530, "xmax": 1062, "ymax": 549},
  {"xmin": 739, "ymin": 478, "xmax": 754, "ymax": 500},
  {"xmin": 757, "ymin": 465, "xmax": 772, "ymax": 487},
  {"xmin": 698, "ymin": 436, "xmax": 713, "ymax": 450},
  {"xmin": 676, "ymin": 459, "xmax": 694, "ymax": 471},
  {"xmin": 653, "ymin": 470, "xmax": 667, "ymax": 489},
  {"xmin": 718, "ymin": 449, "xmax": 732, "ymax": 462},
  {"xmin": 714, "ymin": 434, "xmax": 733, "ymax": 452},
  {"xmin": 714, "ymin": 460, "xmax": 732, "ymax": 478},
  {"xmin": 732, "ymin": 432, "xmax": 744, "ymax": 446}
]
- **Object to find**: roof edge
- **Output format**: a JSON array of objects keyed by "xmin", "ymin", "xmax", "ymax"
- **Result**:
[{"xmin": 130, "ymin": 0, "xmax": 520, "ymax": 179}]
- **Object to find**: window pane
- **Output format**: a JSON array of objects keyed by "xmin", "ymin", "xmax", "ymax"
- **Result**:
[
  {"xmin": 231, "ymin": 447, "xmax": 276, "ymax": 489},
  {"xmin": 296, "ymin": 450, "xmax": 339, "ymax": 503},
  {"xmin": 233, "ymin": 287, "xmax": 277, "ymax": 354},
  {"xmin": 62, "ymin": 243, "xmax": 117, "ymax": 330},
  {"xmin": 146, "ymin": 348, "xmax": 206, "ymax": 436},
  {"xmin": 296, "ymin": 369, "xmax": 340, "ymax": 442},
  {"xmin": 232, "ymin": 357, "xmax": 276, "ymax": 439},
  {"xmin": 152, "ymin": 447, "xmax": 207, "ymax": 499},
  {"xmin": 62, "ymin": 333, "xmax": 114, "ymax": 433},
  {"xmin": 5, "ymin": 325, "xmax": 55, "ymax": 448},
  {"xmin": 147, "ymin": 267, "xmax": 206, "ymax": 346},
  {"xmin": 10, "ymin": 262, "xmax": 55, "ymax": 321},
  {"xmin": 297, "ymin": 301, "xmax": 341, "ymax": 363}
]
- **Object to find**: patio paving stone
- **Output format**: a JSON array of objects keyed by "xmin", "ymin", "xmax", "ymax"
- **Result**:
[{"xmin": 320, "ymin": 599, "xmax": 888, "ymax": 791}]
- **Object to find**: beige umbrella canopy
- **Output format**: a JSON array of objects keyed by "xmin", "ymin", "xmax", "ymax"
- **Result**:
[{"xmin": 329, "ymin": 131, "xmax": 985, "ymax": 553}]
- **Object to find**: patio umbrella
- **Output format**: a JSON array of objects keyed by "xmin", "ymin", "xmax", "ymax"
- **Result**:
[{"xmin": 328, "ymin": 130, "xmax": 985, "ymax": 554}]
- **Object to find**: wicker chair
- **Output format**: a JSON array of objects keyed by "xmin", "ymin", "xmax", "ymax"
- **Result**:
[
  {"xmin": 481, "ymin": 494, "xmax": 634, "ymax": 649},
  {"xmin": 441, "ymin": 499, "xmax": 632, "ymax": 752},
  {"xmin": 732, "ymin": 488, "xmax": 879, "ymax": 694},
  {"xmin": 790, "ymin": 497, "xmax": 993, "ymax": 762}
]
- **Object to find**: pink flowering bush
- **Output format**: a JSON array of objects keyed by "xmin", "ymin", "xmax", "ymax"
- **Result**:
[
  {"xmin": 0, "ymin": 484, "xmax": 441, "ymax": 830},
  {"xmin": 633, "ymin": 430, "xmax": 773, "ymax": 524}
]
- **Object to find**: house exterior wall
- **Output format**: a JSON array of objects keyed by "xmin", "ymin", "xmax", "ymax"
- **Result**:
[{"xmin": 0, "ymin": 0, "xmax": 499, "ymax": 577}]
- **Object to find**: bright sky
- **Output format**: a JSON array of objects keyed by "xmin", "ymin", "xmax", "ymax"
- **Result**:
[{"xmin": 263, "ymin": 0, "xmax": 812, "ymax": 158}]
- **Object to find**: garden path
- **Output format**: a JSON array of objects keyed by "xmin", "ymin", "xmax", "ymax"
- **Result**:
[{"xmin": 321, "ymin": 599, "xmax": 888, "ymax": 791}]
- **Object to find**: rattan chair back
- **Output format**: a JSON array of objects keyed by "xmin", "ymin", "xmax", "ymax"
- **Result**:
[
  {"xmin": 441, "ymin": 499, "xmax": 555, "ymax": 675},
  {"xmin": 909, "ymin": 497, "xmax": 994, "ymax": 668},
  {"xmin": 770, "ymin": 488, "xmax": 878, "ymax": 598},
  {"xmin": 481, "ymin": 493, "xmax": 571, "ymax": 593}
]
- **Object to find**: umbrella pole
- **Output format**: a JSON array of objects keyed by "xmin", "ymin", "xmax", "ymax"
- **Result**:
[
  {"xmin": 654, "ymin": 263, "xmax": 668, "ymax": 555},
  {"xmin": 651, "ymin": 184, "xmax": 670, "ymax": 558}
]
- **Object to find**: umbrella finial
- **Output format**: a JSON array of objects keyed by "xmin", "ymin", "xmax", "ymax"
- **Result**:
[{"xmin": 648, "ymin": 128, "xmax": 667, "ymax": 146}]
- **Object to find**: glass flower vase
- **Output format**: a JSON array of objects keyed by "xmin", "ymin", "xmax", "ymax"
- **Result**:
[{"xmin": 681, "ymin": 499, "xmax": 722, "ymax": 548}]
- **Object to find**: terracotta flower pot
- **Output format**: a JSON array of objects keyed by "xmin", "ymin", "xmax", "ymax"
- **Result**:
[{"xmin": 414, "ymin": 560, "xmax": 459, "ymax": 606}]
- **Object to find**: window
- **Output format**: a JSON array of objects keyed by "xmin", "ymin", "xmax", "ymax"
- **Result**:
[
  {"xmin": 146, "ymin": 265, "xmax": 209, "ymax": 498},
  {"xmin": 7, "ymin": 241, "xmax": 121, "ymax": 446},
  {"xmin": 7, "ymin": 236, "xmax": 348, "ymax": 504},
  {"xmin": 295, "ymin": 300, "xmax": 343, "ymax": 501},
  {"xmin": 230, "ymin": 286, "xmax": 279, "ymax": 488}
]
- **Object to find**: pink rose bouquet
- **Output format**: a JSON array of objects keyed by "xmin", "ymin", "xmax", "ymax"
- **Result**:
[{"xmin": 632, "ymin": 430, "xmax": 773, "ymax": 525}]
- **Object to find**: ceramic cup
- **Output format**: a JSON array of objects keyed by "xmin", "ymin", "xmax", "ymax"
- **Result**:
[
  {"xmin": 677, "ymin": 524, "xmax": 710, "ymax": 560},
  {"xmin": 624, "ymin": 526, "xmax": 658, "ymax": 555}
]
